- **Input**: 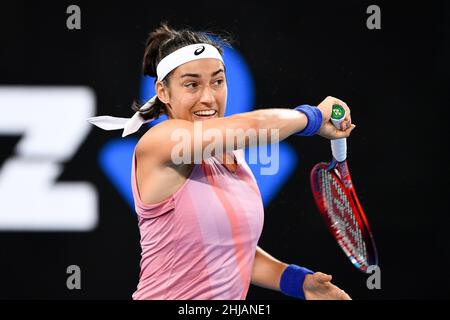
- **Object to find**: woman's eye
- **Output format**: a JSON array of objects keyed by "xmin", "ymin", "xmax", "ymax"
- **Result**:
[
  {"xmin": 214, "ymin": 79, "xmax": 224, "ymax": 86},
  {"xmin": 185, "ymin": 82, "xmax": 197, "ymax": 88}
]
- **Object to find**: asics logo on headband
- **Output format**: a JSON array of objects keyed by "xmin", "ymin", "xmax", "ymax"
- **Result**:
[{"xmin": 194, "ymin": 45, "xmax": 205, "ymax": 55}]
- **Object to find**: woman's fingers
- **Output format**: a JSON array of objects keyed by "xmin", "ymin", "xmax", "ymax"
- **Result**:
[
  {"xmin": 329, "ymin": 97, "xmax": 351, "ymax": 130},
  {"xmin": 332, "ymin": 123, "xmax": 355, "ymax": 139},
  {"xmin": 341, "ymin": 123, "xmax": 356, "ymax": 135},
  {"xmin": 306, "ymin": 270, "xmax": 352, "ymax": 300},
  {"xmin": 336, "ymin": 99, "xmax": 351, "ymax": 127},
  {"xmin": 341, "ymin": 119, "xmax": 349, "ymax": 130},
  {"xmin": 342, "ymin": 115, "xmax": 352, "ymax": 130},
  {"xmin": 315, "ymin": 272, "xmax": 332, "ymax": 283},
  {"xmin": 338, "ymin": 289, "xmax": 352, "ymax": 300}
]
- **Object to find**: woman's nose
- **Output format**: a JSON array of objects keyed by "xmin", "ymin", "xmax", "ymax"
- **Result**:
[{"xmin": 199, "ymin": 86, "xmax": 215, "ymax": 105}]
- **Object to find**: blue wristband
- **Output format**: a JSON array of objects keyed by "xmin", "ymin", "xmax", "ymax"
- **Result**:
[
  {"xmin": 294, "ymin": 105, "xmax": 323, "ymax": 136},
  {"xmin": 279, "ymin": 264, "xmax": 314, "ymax": 300}
]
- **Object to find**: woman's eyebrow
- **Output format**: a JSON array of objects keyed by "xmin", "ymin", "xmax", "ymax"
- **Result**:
[
  {"xmin": 180, "ymin": 69, "xmax": 224, "ymax": 78},
  {"xmin": 180, "ymin": 73, "xmax": 200, "ymax": 78},
  {"xmin": 211, "ymin": 69, "xmax": 224, "ymax": 77}
]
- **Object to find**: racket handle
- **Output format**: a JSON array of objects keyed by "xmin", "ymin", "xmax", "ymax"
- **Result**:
[{"xmin": 330, "ymin": 104, "xmax": 347, "ymax": 162}]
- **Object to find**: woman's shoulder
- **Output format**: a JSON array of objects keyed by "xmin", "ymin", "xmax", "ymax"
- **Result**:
[{"xmin": 136, "ymin": 119, "xmax": 190, "ymax": 159}]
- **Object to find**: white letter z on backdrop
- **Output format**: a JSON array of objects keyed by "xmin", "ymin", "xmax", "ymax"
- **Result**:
[{"xmin": 0, "ymin": 86, "xmax": 98, "ymax": 231}]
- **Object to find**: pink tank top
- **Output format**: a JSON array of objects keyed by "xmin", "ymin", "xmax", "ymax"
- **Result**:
[{"xmin": 131, "ymin": 149, "xmax": 264, "ymax": 300}]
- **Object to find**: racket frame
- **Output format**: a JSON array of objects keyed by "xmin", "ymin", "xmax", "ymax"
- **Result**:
[{"xmin": 310, "ymin": 159, "xmax": 378, "ymax": 273}]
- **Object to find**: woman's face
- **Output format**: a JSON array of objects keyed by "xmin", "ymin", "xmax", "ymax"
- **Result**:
[{"xmin": 156, "ymin": 58, "xmax": 227, "ymax": 122}]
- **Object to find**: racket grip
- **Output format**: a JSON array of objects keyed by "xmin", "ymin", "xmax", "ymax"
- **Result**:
[
  {"xmin": 331, "ymin": 138, "xmax": 347, "ymax": 162},
  {"xmin": 330, "ymin": 104, "xmax": 347, "ymax": 162}
]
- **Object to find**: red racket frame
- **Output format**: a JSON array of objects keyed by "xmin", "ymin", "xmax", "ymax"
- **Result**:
[{"xmin": 310, "ymin": 160, "xmax": 378, "ymax": 273}]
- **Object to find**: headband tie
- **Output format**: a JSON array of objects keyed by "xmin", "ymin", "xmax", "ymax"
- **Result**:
[{"xmin": 87, "ymin": 43, "xmax": 224, "ymax": 137}]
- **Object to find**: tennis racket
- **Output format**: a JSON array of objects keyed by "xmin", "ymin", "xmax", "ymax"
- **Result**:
[{"xmin": 310, "ymin": 104, "xmax": 378, "ymax": 273}]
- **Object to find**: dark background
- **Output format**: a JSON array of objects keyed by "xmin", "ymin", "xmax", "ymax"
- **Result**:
[{"xmin": 0, "ymin": 0, "xmax": 449, "ymax": 300}]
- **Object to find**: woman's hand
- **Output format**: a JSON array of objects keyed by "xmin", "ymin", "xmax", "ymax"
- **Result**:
[
  {"xmin": 303, "ymin": 272, "xmax": 352, "ymax": 300},
  {"xmin": 317, "ymin": 96, "xmax": 356, "ymax": 140}
]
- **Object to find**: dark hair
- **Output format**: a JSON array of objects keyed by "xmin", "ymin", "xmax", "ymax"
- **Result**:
[{"xmin": 132, "ymin": 22, "xmax": 233, "ymax": 120}]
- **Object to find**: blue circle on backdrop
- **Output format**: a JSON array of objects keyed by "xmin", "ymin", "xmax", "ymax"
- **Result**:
[{"xmin": 99, "ymin": 44, "xmax": 298, "ymax": 208}]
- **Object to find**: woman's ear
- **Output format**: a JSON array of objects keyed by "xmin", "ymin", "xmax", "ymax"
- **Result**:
[{"xmin": 155, "ymin": 81, "xmax": 170, "ymax": 104}]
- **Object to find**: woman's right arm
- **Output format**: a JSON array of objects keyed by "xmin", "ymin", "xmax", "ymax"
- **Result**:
[{"xmin": 137, "ymin": 96, "xmax": 355, "ymax": 165}]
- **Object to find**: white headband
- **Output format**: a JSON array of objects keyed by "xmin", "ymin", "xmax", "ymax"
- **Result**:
[
  {"xmin": 157, "ymin": 43, "xmax": 223, "ymax": 81},
  {"xmin": 87, "ymin": 43, "xmax": 224, "ymax": 137}
]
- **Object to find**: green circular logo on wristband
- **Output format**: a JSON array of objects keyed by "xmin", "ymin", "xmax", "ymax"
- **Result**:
[{"xmin": 331, "ymin": 104, "xmax": 345, "ymax": 120}]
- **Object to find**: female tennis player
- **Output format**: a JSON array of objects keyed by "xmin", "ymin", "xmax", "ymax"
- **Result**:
[{"xmin": 88, "ymin": 23, "xmax": 354, "ymax": 300}]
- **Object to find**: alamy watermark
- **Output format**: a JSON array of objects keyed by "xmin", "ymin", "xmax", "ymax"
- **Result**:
[
  {"xmin": 66, "ymin": 5, "xmax": 81, "ymax": 30},
  {"xmin": 366, "ymin": 265, "xmax": 381, "ymax": 290},
  {"xmin": 66, "ymin": 265, "xmax": 81, "ymax": 290},
  {"xmin": 170, "ymin": 121, "xmax": 280, "ymax": 175},
  {"xmin": 366, "ymin": 5, "xmax": 381, "ymax": 30}
]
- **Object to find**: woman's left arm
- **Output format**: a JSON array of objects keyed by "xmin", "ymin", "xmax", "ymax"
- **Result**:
[
  {"xmin": 251, "ymin": 246, "xmax": 287, "ymax": 291},
  {"xmin": 251, "ymin": 246, "xmax": 351, "ymax": 300}
]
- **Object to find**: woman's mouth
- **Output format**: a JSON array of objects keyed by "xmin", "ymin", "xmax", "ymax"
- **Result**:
[{"xmin": 192, "ymin": 109, "xmax": 218, "ymax": 120}]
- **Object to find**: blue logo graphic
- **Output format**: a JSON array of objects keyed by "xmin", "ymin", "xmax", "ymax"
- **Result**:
[{"xmin": 99, "ymin": 46, "xmax": 298, "ymax": 209}]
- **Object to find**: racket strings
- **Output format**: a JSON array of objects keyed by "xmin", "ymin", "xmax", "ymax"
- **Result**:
[{"xmin": 319, "ymin": 169, "xmax": 368, "ymax": 269}]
